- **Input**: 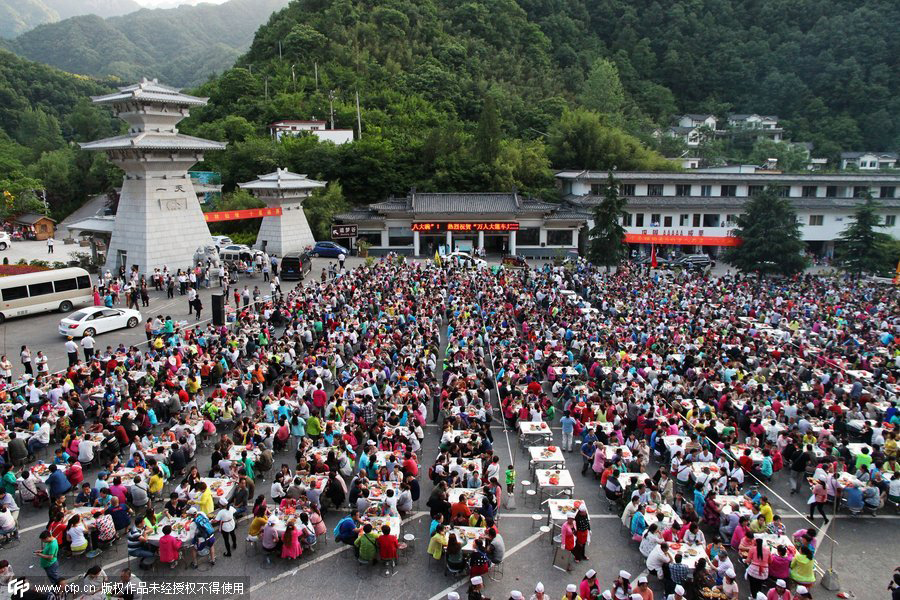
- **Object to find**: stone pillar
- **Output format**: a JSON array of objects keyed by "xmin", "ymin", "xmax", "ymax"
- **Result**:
[
  {"xmin": 255, "ymin": 197, "xmax": 315, "ymax": 256},
  {"xmin": 413, "ymin": 230, "xmax": 420, "ymax": 256},
  {"xmin": 446, "ymin": 230, "xmax": 452, "ymax": 251},
  {"xmin": 380, "ymin": 229, "xmax": 389, "ymax": 248},
  {"xmin": 509, "ymin": 230, "xmax": 517, "ymax": 255},
  {"xmin": 571, "ymin": 229, "xmax": 578, "ymax": 246},
  {"xmin": 478, "ymin": 231, "xmax": 484, "ymax": 251}
]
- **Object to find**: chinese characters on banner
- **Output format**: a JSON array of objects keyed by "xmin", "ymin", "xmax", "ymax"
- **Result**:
[
  {"xmin": 624, "ymin": 232, "xmax": 741, "ymax": 246},
  {"xmin": 204, "ymin": 208, "xmax": 283, "ymax": 222},
  {"xmin": 410, "ymin": 222, "xmax": 520, "ymax": 232},
  {"xmin": 331, "ymin": 224, "xmax": 358, "ymax": 238}
]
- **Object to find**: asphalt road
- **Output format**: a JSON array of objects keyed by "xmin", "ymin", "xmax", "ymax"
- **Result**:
[{"xmin": 1, "ymin": 256, "xmax": 895, "ymax": 600}]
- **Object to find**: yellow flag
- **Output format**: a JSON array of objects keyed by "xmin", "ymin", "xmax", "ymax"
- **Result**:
[{"xmin": 434, "ymin": 250, "xmax": 442, "ymax": 267}]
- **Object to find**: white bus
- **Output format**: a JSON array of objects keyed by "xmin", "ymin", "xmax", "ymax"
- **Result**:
[{"xmin": 0, "ymin": 267, "xmax": 93, "ymax": 323}]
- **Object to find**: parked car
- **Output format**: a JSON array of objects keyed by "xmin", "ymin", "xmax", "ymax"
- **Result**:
[
  {"xmin": 637, "ymin": 254, "xmax": 674, "ymax": 267},
  {"xmin": 280, "ymin": 251, "xmax": 312, "ymax": 280},
  {"xmin": 211, "ymin": 235, "xmax": 233, "ymax": 249},
  {"xmin": 310, "ymin": 241, "xmax": 349, "ymax": 258},
  {"xmin": 220, "ymin": 244, "xmax": 250, "ymax": 253},
  {"xmin": 59, "ymin": 306, "xmax": 142, "ymax": 337},
  {"xmin": 501, "ymin": 254, "xmax": 528, "ymax": 268},
  {"xmin": 0, "ymin": 232, "xmax": 10, "ymax": 250},
  {"xmin": 674, "ymin": 254, "xmax": 716, "ymax": 269},
  {"xmin": 445, "ymin": 251, "xmax": 487, "ymax": 269}
]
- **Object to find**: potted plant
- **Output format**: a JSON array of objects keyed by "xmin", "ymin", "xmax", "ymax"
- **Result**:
[{"xmin": 357, "ymin": 240, "xmax": 371, "ymax": 258}]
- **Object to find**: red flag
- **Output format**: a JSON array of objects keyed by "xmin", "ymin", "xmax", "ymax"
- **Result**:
[{"xmin": 650, "ymin": 243, "xmax": 657, "ymax": 268}]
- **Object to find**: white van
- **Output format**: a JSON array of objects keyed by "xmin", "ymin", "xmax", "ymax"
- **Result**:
[{"xmin": 0, "ymin": 267, "xmax": 92, "ymax": 323}]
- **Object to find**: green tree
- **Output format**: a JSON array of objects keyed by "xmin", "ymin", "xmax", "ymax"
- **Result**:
[
  {"xmin": 14, "ymin": 107, "xmax": 65, "ymax": 159},
  {"xmin": 748, "ymin": 139, "xmax": 810, "ymax": 172},
  {"xmin": 587, "ymin": 173, "xmax": 628, "ymax": 269},
  {"xmin": 0, "ymin": 176, "xmax": 46, "ymax": 220},
  {"xmin": 549, "ymin": 108, "xmax": 672, "ymax": 170},
  {"xmin": 578, "ymin": 58, "xmax": 626, "ymax": 121},
  {"xmin": 475, "ymin": 95, "xmax": 501, "ymax": 165},
  {"xmin": 835, "ymin": 194, "xmax": 886, "ymax": 278},
  {"xmin": 724, "ymin": 187, "xmax": 807, "ymax": 277},
  {"xmin": 304, "ymin": 181, "xmax": 347, "ymax": 241}
]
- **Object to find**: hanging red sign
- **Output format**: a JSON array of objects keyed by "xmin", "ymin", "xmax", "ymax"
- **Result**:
[
  {"xmin": 624, "ymin": 233, "xmax": 741, "ymax": 246},
  {"xmin": 204, "ymin": 207, "xmax": 282, "ymax": 222}
]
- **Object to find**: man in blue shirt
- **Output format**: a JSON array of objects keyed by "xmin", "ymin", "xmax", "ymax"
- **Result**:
[
  {"xmin": 560, "ymin": 411, "xmax": 577, "ymax": 453},
  {"xmin": 580, "ymin": 438, "xmax": 596, "ymax": 476},
  {"xmin": 333, "ymin": 511, "xmax": 360, "ymax": 545},
  {"xmin": 45, "ymin": 464, "xmax": 71, "ymax": 499}
]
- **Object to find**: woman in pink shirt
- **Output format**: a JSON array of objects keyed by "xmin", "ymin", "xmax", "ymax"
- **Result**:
[
  {"xmin": 158, "ymin": 525, "xmax": 183, "ymax": 565},
  {"xmin": 768, "ymin": 544, "xmax": 795, "ymax": 582}
]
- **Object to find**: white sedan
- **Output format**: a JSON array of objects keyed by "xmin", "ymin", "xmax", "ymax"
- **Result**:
[
  {"xmin": 446, "ymin": 251, "xmax": 487, "ymax": 269},
  {"xmin": 59, "ymin": 307, "xmax": 143, "ymax": 337}
]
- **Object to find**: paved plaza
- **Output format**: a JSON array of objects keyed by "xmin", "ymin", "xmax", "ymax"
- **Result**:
[{"xmin": 0, "ymin": 256, "xmax": 896, "ymax": 600}]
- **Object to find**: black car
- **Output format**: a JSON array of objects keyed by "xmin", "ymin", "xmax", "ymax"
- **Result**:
[
  {"xmin": 674, "ymin": 254, "xmax": 716, "ymax": 269},
  {"xmin": 280, "ymin": 251, "xmax": 312, "ymax": 280},
  {"xmin": 637, "ymin": 254, "xmax": 674, "ymax": 266}
]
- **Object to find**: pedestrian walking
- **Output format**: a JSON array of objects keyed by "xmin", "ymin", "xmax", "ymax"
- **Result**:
[
  {"xmin": 194, "ymin": 297, "xmax": 203, "ymax": 320},
  {"xmin": 47, "ymin": 237, "xmax": 54, "ymax": 254},
  {"xmin": 338, "ymin": 252, "xmax": 345, "ymax": 270},
  {"xmin": 36, "ymin": 530, "xmax": 61, "ymax": 584}
]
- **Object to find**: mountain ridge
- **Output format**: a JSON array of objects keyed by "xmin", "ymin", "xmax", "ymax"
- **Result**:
[{"xmin": 10, "ymin": 0, "xmax": 290, "ymax": 87}]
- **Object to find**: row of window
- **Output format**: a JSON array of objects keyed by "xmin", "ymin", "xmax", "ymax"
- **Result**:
[
  {"xmin": 374, "ymin": 227, "xmax": 573, "ymax": 247},
  {"xmin": 622, "ymin": 213, "xmax": 897, "ymax": 228},
  {"xmin": 1, "ymin": 275, "xmax": 91, "ymax": 302},
  {"xmin": 590, "ymin": 183, "xmax": 897, "ymax": 199}
]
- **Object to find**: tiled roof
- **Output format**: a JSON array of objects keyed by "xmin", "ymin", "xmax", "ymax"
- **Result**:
[
  {"xmin": 80, "ymin": 132, "xmax": 226, "ymax": 152},
  {"xmin": 555, "ymin": 170, "xmax": 900, "ymax": 182},
  {"xmin": 91, "ymin": 78, "xmax": 209, "ymax": 106},
  {"xmin": 239, "ymin": 168, "xmax": 325, "ymax": 191},
  {"xmin": 565, "ymin": 195, "xmax": 900, "ymax": 210},
  {"xmin": 413, "ymin": 193, "xmax": 518, "ymax": 214}
]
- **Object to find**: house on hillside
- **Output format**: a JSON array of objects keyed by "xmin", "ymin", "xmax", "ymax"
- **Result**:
[
  {"xmin": 269, "ymin": 120, "xmax": 354, "ymax": 145},
  {"xmin": 726, "ymin": 114, "xmax": 783, "ymax": 141},
  {"xmin": 840, "ymin": 152, "xmax": 898, "ymax": 171},
  {"xmin": 666, "ymin": 114, "xmax": 717, "ymax": 147}
]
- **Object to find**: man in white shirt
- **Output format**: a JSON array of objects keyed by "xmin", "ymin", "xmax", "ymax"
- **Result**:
[
  {"xmin": 646, "ymin": 541, "xmax": 671, "ymax": 578},
  {"xmin": 78, "ymin": 440, "xmax": 96, "ymax": 464},
  {"xmin": 81, "ymin": 333, "xmax": 96, "ymax": 361},
  {"xmin": 65, "ymin": 337, "xmax": 79, "ymax": 367}
]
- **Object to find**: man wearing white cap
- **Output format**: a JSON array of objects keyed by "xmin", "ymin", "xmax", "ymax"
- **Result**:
[
  {"xmin": 510, "ymin": 591, "xmax": 524, "ymax": 600},
  {"xmin": 447, "ymin": 593, "xmax": 459, "ymax": 600},
  {"xmin": 794, "ymin": 585, "xmax": 812, "ymax": 599},
  {"xmin": 529, "ymin": 582, "xmax": 546, "ymax": 600},
  {"xmin": 766, "ymin": 579, "xmax": 791, "ymax": 600},
  {"xmin": 564, "ymin": 584, "xmax": 579, "ymax": 599}
]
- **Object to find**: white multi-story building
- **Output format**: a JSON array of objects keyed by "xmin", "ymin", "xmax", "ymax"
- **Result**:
[
  {"xmin": 268, "ymin": 119, "xmax": 354, "ymax": 145},
  {"xmin": 840, "ymin": 152, "xmax": 898, "ymax": 170},
  {"xmin": 557, "ymin": 170, "xmax": 900, "ymax": 258}
]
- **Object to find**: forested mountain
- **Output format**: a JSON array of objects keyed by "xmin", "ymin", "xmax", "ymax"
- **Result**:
[
  {"xmin": 180, "ymin": 0, "xmax": 899, "ymax": 211},
  {"xmin": 0, "ymin": 50, "xmax": 122, "ymax": 221},
  {"xmin": 0, "ymin": 0, "xmax": 140, "ymax": 38},
  {"xmin": 12, "ymin": 0, "xmax": 291, "ymax": 87},
  {"xmin": 2, "ymin": 0, "xmax": 897, "ymax": 227}
]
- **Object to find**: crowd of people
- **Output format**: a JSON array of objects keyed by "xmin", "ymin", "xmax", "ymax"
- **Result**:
[{"xmin": 0, "ymin": 251, "xmax": 896, "ymax": 599}]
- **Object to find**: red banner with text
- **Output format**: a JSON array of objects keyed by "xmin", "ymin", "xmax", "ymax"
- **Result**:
[
  {"xmin": 624, "ymin": 233, "xmax": 741, "ymax": 247},
  {"xmin": 204, "ymin": 207, "xmax": 282, "ymax": 222}
]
